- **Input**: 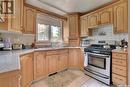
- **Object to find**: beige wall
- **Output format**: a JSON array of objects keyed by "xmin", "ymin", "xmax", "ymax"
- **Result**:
[{"xmin": 128, "ymin": 0, "xmax": 130, "ymax": 85}]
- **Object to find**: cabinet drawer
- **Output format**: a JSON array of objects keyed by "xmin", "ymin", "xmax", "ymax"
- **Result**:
[
  {"xmin": 46, "ymin": 50, "xmax": 59, "ymax": 55},
  {"xmin": 112, "ymin": 73, "xmax": 127, "ymax": 85},
  {"xmin": 59, "ymin": 49, "xmax": 68, "ymax": 54},
  {"xmin": 112, "ymin": 53, "xmax": 127, "ymax": 60},
  {"xmin": 112, "ymin": 59, "xmax": 126, "ymax": 66},
  {"xmin": 112, "ymin": 65, "xmax": 127, "ymax": 76}
]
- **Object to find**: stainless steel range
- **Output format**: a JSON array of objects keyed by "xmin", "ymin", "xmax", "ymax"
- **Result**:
[{"xmin": 84, "ymin": 44, "xmax": 116, "ymax": 85}]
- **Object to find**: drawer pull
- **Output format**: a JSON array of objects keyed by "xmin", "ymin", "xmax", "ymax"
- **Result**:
[
  {"xmin": 115, "ymin": 67, "xmax": 123, "ymax": 71},
  {"xmin": 115, "ymin": 77, "xmax": 123, "ymax": 81}
]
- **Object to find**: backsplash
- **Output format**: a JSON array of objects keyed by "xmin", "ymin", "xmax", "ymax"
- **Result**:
[
  {"xmin": 88, "ymin": 24, "xmax": 128, "ymax": 44},
  {"xmin": 0, "ymin": 32, "xmax": 35, "ymax": 45}
]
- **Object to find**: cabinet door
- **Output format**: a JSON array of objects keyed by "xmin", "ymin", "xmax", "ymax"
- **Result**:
[
  {"xmin": 80, "ymin": 18, "xmax": 89, "ymax": 37},
  {"xmin": 9, "ymin": 0, "xmax": 23, "ymax": 32},
  {"xmin": 99, "ymin": 7, "xmax": 113, "ymax": 25},
  {"xmin": 69, "ymin": 14, "xmax": 79, "ymax": 38},
  {"xmin": 24, "ymin": 6, "xmax": 35, "ymax": 34},
  {"xmin": 46, "ymin": 55, "xmax": 58, "ymax": 74},
  {"xmin": 20, "ymin": 53, "xmax": 33, "ymax": 87},
  {"xmin": 69, "ymin": 48, "xmax": 83, "ymax": 69},
  {"xmin": 69, "ymin": 49, "xmax": 79, "ymax": 68},
  {"xmin": 88, "ymin": 12, "xmax": 99, "ymax": 28},
  {"xmin": 0, "ymin": 15, "xmax": 8, "ymax": 30},
  {"xmin": 0, "ymin": 71, "xmax": 20, "ymax": 87},
  {"xmin": 34, "ymin": 52, "xmax": 46, "ymax": 80},
  {"xmin": 58, "ymin": 53, "xmax": 68, "ymax": 71},
  {"xmin": 113, "ymin": 2, "xmax": 128, "ymax": 33}
]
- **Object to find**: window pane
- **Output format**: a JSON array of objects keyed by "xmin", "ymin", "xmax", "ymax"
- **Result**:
[
  {"xmin": 51, "ymin": 26, "xmax": 62, "ymax": 42},
  {"xmin": 37, "ymin": 24, "xmax": 49, "ymax": 41}
]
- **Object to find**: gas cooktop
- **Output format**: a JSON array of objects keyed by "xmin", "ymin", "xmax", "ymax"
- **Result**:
[{"xmin": 84, "ymin": 44, "xmax": 116, "ymax": 55}]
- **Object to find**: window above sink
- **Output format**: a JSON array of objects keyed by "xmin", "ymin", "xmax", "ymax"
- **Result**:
[{"xmin": 36, "ymin": 13, "xmax": 63, "ymax": 44}]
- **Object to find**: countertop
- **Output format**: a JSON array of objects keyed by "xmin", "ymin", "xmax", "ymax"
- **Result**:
[
  {"xmin": 0, "ymin": 46, "xmax": 87, "ymax": 73},
  {"xmin": 112, "ymin": 49, "xmax": 128, "ymax": 54}
]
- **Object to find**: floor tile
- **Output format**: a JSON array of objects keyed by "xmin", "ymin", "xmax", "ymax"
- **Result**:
[{"xmin": 31, "ymin": 70, "xmax": 111, "ymax": 87}]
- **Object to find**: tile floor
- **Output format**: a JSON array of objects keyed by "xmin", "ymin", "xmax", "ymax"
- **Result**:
[{"xmin": 31, "ymin": 70, "xmax": 113, "ymax": 87}]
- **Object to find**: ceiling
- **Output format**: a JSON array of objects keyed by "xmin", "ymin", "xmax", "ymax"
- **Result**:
[{"xmin": 26, "ymin": 0, "xmax": 113, "ymax": 15}]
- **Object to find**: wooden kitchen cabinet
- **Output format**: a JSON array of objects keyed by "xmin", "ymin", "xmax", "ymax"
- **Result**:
[
  {"xmin": 80, "ymin": 18, "xmax": 88, "ymax": 37},
  {"xmin": 24, "ymin": 6, "xmax": 36, "ymax": 34},
  {"xmin": 46, "ymin": 55, "xmax": 59, "ymax": 74},
  {"xmin": 68, "ymin": 14, "xmax": 80, "ymax": 46},
  {"xmin": 69, "ymin": 48, "xmax": 84, "ymax": 69},
  {"xmin": 80, "ymin": 17, "xmax": 92, "ymax": 37},
  {"xmin": 0, "ymin": 0, "xmax": 24, "ymax": 32},
  {"xmin": 0, "ymin": 70, "xmax": 20, "ymax": 87},
  {"xmin": 34, "ymin": 52, "xmax": 47, "ymax": 80},
  {"xmin": 113, "ymin": 1, "xmax": 128, "ymax": 33},
  {"xmin": 112, "ymin": 50, "xmax": 128, "ymax": 86},
  {"xmin": 0, "ymin": 15, "xmax": 8, "ymax": 30},
  {"xmin": 58, "ymin": 53, "xmax": 68, "ymax": 71},
  {"xmin": 88, "ymin": 12, "xmax": 99, "ymax": 28},
  {"xmin": 98, "ymin": 7, "xmax": 113, "ymax": 25},
  {"xmin": 20, "ymin": 53, "xmax": 34, "ymax": 87},
  {"xmin": 8, "ymin": 0, "xmax": 23, "ymax": 32},
  {"xmin": 68, "ymin": 14, "xmax": 80, "ymax": 39},
  {"xmin": 69, "ymin": 39, "xmax": 80, "ymax": 47}
]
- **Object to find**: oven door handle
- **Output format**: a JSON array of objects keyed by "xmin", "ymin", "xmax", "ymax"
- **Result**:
[{"xmin": 87, "ymin": 52, "xmax": 110, "ymax": 58}]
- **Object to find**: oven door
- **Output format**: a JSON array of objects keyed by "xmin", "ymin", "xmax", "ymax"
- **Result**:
[{"xmin": 87, "ymin": 52, "xmax": 110, "ymax": 76}]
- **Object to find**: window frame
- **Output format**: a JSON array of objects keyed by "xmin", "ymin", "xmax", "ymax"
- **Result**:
[{"xmin": 36, "ymin": 22, "xmax": 63, "ymax": 44}]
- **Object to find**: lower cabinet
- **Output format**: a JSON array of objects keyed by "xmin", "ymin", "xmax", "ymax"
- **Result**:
[
  {"xmin": 34, "ymin": 49, "xmax": 69, "ymax": 80},
  {"xmin": 112, "ymin": 51, "xmax": 128, "ymax": 86},
  {"xmin": 46, "ymin": 50, "xmax": 69, "ymax": 74},
  {"xmin": 34, "ymin": 52, "xmax": 47, "ymax": 80},
  {"xmin": 69, "ymin": 48, "xmax": 84, "ymax": 70},
  {"xmin": 20, "ymin": 53, "xmax": 34, "ymax": 87},
  {"xmin": 58, "ymin": 53, "xmax": 68, "ymax": 71},
  {"xmin": 0, "ymin": 70, "xmax": 20, "ymax": 87},
  {"xmin": 19, "ymin": 48, "xmax": 83, "ymax": 87},
  {"xmin": 46, "ymin": 55, "xmax": 59, "ymax": 74}
]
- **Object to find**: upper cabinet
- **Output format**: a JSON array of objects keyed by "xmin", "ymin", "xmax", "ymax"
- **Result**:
[
  {"xmin": 68, "ymin": 14, "xmax": 80, "ymax": 46},
  {"xmin": 0, "ymin": 0, "xmax": 24, "ymax": 33},
  {"xmin": 8, "ymin": 0, "xmax": 23, "ymax": 32},
  {"xmin": 113, "ymin": 2, "xmax": 128, "ymax": 33},
  {"xmin": 23, "ymin": 6, "xmax": 36, "ymax": 34},
  {"xmin": 98, "ymin": 7, "xmax": 113, "ymax": 25},
  {"xmin": 80, "ymin": 17, "xmax": 92, "ymax": 37},
  {"xmin": 80, "ymin": 0, "xmax": 128, "ymax": 34},
  {"xmin": 88, "ymin": 12, "xmax": 99, "ymax": 28},
  {"xmin": 68, "ymin": 14, "xmax": 79, "ymax": 39},
  {"xmin": 87, "ymin": 7, "xmax": 113, "ymax": 28}
]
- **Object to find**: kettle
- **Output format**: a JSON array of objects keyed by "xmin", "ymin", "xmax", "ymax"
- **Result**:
[{"xmin": 103, "ymin": 43, "xmax": 110, "ymax": 49}]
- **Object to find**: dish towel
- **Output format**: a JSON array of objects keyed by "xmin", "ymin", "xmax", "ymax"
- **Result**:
[{"xmin": 84, "ymin": 53, "xmax": 88, "ymax": 67}]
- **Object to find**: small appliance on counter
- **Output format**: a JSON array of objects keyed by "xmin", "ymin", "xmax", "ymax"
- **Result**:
[
  {"xmin": 12, "ymin": 43, "xmax": 22, "ymax": 50},
  {"xmin": 3, "ymin": 38, "xmax": 12, "ymax": 51}
]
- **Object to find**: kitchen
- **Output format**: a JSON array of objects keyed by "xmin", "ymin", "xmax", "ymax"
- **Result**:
[{"xmin": 0, "ymin": 0, "xmax": 129, "ymax": 87}]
